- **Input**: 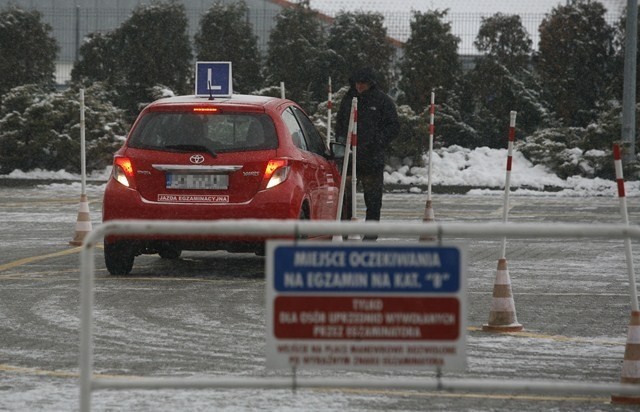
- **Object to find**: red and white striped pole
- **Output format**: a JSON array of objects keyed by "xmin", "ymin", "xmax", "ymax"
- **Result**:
[
  {"xmin": 70, "ymin": 88, "xmax": 92, "ymax": 246},
  {"xmin": 500, "ymin": 111, "xmax": 517, "ymax": 258},
  {"xmin": 419, "ymin": 92, "xmax": 436, "ymax": 241},
  {"xmin": 326, "ymin": 77, "xmax": 332, "ymax": 148},
  {"xmin": 334, "ymin": 97, "xmax": 356, "ymax": 225},
  {"xmin": 614, "ymin": 144, "xmax": 638, "ymax": 311},
  {"xmin": 483, "ymin": 110, "xmax": 522, "ymax": 332},
  {"xmin": 350, "ymin": 100, "xmax": 358, "ymax": 223},
  {"xmin": 612, "ymin": 144, "xmax": 640, "ymax": 404},
  {"xmin": 427, "ymin": 91, "xmax": 435, "ymax": 202}
]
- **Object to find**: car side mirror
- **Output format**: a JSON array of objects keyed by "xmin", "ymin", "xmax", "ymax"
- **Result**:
[{"xmin": 330, "ymin": 141, "xmax": 346, "ymax": 159}]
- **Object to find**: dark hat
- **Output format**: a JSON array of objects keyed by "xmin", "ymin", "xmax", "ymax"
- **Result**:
[{"xmin": 351, "ymin": 67, "xmax": 377, "ymax": 86}]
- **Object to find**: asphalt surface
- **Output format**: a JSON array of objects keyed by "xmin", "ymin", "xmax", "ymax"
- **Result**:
[{"xmin": 1, "ymin": 181, "xmax": 640, "ymax": 411}]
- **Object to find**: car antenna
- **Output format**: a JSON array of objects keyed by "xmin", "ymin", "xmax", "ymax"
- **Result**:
[{"xmin": 208, "ymin": 80, "xmax": 214, "ymax": 101}]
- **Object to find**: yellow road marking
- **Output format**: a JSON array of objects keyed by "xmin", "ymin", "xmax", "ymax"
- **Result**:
[
  {"xmin": 0, "ymin": 364, "xmax": 77, "ymax": 378},
  {"xmin": 0, "ymin": 247, "xmax": 82, "ymax": 272}
]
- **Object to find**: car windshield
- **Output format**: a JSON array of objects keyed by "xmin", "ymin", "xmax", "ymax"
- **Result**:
[{"xmin": 128, "ymin": 112, "xmax": 278, "ymax": 153}]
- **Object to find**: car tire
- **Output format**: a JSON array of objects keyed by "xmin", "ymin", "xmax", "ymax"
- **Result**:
[
  {"xmin": 158, "ymin": 248, "xmax": 182, "ymax": 259},
  {"xmin": 297, "ymin": 206, "xmax": 309, "ymax": 240},
  {"xmin": 104, "ymin": 241, "xmax": 135, "ymax": 276}
]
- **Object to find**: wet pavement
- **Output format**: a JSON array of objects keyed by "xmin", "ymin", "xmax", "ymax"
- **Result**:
[{"xmin": 1, "ymin": 181, "xmax": 639, "ymax": 411}]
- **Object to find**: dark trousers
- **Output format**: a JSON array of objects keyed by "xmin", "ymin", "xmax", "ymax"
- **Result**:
[{"xmin": 342, "ymin": 164, "xmax": 384, "ymax": 221}]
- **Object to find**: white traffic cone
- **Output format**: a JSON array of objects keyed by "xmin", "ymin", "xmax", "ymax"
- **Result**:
[
  {"xmin": 612, "ymin": 311, "xmax": 640, "ymax": 404},
  {"xmin": 482, "ymin": 258, "xmax": 523, "ymax": 332},
  {"xmin": 69, "ymin": 194, "xmax": 92, "ymax": 246}
]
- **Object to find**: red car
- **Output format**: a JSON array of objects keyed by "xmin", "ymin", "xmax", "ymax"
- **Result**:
[{"xmin": 102, "ymin": 94, "xmax": 342, "ymax": 275}]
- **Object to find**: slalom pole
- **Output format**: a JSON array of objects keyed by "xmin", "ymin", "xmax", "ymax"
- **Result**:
[
  {"xmin": 611, "ymin": 144, "xmax": 640, "ymax": 404},
  {"xmin": 419, "ymin": 92, "xmax": 436, "ymax": 241},
  {"xmin": 80, "ymin": 88, "xmax": 87, "ymax": 197},
  {"xmin": 350, "ymin": 99, "xmax": 358, "ymax": 223},
  {"xmin": 334, "ymin": 97, "xmax": 356, "ymax": 223},
  {"xmin": 426, "ymin": 91, "xmax": 435, "ymax": 202},
  {"xmin": 346, "ymin": 98, "xmax": 362, "ymax": 241},
  {"xmin": 326, "ymin": 77, "xmax": 332, "ymax": 148},
  {"xmin": 482, "ymin": 110, "xmax": 522, "ymax": 332},
  {"xmin": 614, "ymin": 144, "xmax": 639, "ymax": 311},
  {"xmin": 70, "ymin": 88, "xmax": 92, "ymax": 246},
  {"xmin": 500, "ymin": 111, "xmax": 517, "ymax": 259}
]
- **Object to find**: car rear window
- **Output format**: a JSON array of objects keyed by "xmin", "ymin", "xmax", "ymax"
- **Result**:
[{"xmin": 128, "ymin": 112, "xmax": 278, "ymax": 152}]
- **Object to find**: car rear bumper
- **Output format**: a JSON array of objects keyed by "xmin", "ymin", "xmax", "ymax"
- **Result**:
[{"xmin": 102, "ymin": 179, "xmax": 310, "ymax": 247}]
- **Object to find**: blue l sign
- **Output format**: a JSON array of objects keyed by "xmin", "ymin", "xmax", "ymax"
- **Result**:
[{"xmin": 195, "ymin": 61, "xmax": 233, "ymax": 97}]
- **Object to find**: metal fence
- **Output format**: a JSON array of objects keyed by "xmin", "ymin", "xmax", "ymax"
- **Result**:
[{"xmin": 78, "ymin": 219, "xmax": 640, "ymax": 411}]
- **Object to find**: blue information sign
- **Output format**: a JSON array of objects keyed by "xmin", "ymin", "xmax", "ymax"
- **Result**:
[
  {"xmin": 272, "ymin": 244, "xmax": 461, "ymax": 293},
  {"xmin": 195, "ymin": 61, "xmax": 233, "ymax": 97}
]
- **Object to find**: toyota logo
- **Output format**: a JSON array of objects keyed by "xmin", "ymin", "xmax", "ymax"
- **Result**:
[{"xmin": 190, "ymin": 154, "xmax": 205, "ymax": 164}]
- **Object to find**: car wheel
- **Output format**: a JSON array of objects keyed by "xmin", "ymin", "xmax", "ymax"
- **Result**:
[
  {"xmin": 104, "ymin": 241, "xmax": 135, "ymax": 275},
  {"xmin": 158, "ymin": 248, "xmax": 182, "ymax": 259},
  {"xmin": 297, "ymin": 206, "xmax": 309, "ymax": 240}
]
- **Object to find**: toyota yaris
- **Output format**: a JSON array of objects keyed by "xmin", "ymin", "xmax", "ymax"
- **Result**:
[{"xmin": 102, "ymin": 94, "xmax": 342, "ymax": 275}]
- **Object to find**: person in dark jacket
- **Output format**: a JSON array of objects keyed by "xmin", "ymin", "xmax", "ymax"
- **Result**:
[{"xmin": 335, "ymin": 67, "xmax": 400, "ymax": 239}]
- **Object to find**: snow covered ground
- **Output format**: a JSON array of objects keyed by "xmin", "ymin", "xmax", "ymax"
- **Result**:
[{"xmin": 2, "ymin": 146, "xmax": 637, "ymax": 198}]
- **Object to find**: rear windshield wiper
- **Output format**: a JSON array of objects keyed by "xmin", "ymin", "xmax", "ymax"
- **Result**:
[{"xmin": 164, "ymin": 144, "xmax": 218, "ymax": 158}]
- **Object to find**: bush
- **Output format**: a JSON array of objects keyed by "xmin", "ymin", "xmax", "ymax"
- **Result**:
[
  {"xmin": 386, "ymin": 105, "xmax": 429, "ymax": 166},
  {"xmin": 518, "ymin": 127, "xmax": 614, "ymax": 179},
  {"xmin": 0, "ymin": 84, "xmax": 127, "ymax": 174}
]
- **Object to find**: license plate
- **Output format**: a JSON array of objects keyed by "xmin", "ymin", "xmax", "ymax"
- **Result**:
[{"xmin": 166, "ymin": 173, "xmax": 229, "ymax": 189}]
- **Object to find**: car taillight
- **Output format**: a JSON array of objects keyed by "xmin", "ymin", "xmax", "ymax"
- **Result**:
[
  {"xmin": 261, "ymin": 159, "xmax": 290, "ymax": 189},
  {"xmin": 113, "ymin": 156, "xmax": 135, "ymax": 188}
]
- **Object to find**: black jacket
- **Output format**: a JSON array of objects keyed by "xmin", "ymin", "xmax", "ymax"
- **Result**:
[{"xmin": 336, "ymin": 76, "xmax": 399, "ymax": 173}]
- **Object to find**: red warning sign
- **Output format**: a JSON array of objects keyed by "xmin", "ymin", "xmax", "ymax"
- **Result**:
[{"xmin": 274, "ymin": 296, "xmax": 459, "ymax": 340}]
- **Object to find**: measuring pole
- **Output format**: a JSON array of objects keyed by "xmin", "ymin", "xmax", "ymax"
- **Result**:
[
  {"xmin": 614, "ymin": 144, "xmax": 639, "ymax": 311},
  {"xmin": 500, "ymin": 111, "xmax": 517, "ymax": 259}
]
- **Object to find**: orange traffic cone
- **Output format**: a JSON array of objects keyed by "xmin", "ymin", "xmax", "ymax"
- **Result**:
[
  {"xmin": 69, "ymin": 194, "xmax": 92, "ymax": 246},
  {"xmin": 612, "ymin": 311, "xmax": 640, "ymax": 404},
  {"xmin": 482, "ymin": 258, "xmax": 523, "ymax": 332},
  {"xmin": 419, "ymin": 199, "xmax": 436, "ymax": 241}
]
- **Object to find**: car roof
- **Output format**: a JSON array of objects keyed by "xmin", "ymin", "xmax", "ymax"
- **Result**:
[{"xmin": 147, "ymin": 94, "xmax": 292, "ymax": 112}]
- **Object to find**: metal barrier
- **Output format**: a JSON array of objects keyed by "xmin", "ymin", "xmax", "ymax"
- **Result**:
[{"xmin": 79, "ymin": 220, "xmax": 640, "ymax": 411}]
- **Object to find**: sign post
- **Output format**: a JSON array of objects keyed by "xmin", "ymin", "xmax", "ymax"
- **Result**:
[{"xmin": 266, "ymin": 242, "xmax": 467, "ymax": 371}]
